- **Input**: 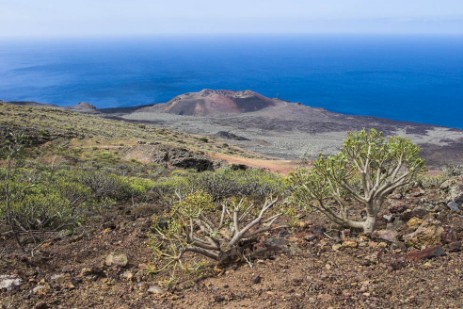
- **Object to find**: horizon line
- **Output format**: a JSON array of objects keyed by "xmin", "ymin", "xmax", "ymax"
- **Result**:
[{"xmin": 1, "ymin": 32, "xmax": 463, "ymax": 40}]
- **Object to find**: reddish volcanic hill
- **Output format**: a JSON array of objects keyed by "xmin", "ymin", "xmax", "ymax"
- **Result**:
[
  {"xmin": 140, "ymin": 89, "xmax": 286, "ymax": 116},
  {"xmin": 72, "ymin": 102, "xmax": 97, "ymax": 112}
]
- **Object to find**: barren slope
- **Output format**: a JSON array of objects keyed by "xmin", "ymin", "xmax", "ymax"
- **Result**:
[{"xmin": 138, "ymin": 89, "xmax": 285, "ymax": 116}]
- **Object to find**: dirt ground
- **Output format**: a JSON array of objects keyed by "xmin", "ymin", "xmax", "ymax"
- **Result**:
[
  {"xmin": 210, "ymin": 152, "xmax": 301, "ymax": 175},
  {"xmin": 1, "ymin": 183, "xmax": 463, "ymax": 309}
]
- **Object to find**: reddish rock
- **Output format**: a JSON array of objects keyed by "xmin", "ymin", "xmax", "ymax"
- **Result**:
[
  {"xmin": 448, "ymin": 241, "xmax": 462, "ymax": 253},
  {"xmin": 140, "ymin": 89, "xmax": 285, "ymax": 116},
  {"xmin": 404, "ymin": 246, "xmax": 445, "ymax": 261}
]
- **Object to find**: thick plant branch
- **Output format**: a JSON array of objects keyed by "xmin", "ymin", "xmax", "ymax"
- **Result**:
[
  {"xmin": 229, "ymin": 198, "xmax": 277, "ymax": 246},
  {"xmin": 182, "ymin": 246, "xmax": 220, "ymax": 260}
]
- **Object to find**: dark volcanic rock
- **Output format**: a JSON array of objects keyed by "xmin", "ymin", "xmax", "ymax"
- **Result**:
[
  {"xmin": 215, "ymin": 131, "xmax": 250, "ymax": 141},
  {"xmin": 172, "ymin": 158, "xmax": 214, "ymax": 172},
  {"xmin": 388, "ymin": 202, "xmax": 408, "ymax": 214},
  {"xmin": 231, "ymin": 164, "xmax": 248, "ymax": 171},
  {"xmin": 448, "ymin": 241, "xmax": 462, "ymax": 252}
]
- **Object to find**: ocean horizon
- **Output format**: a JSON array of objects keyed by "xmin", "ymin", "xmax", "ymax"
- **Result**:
[{"xmin": 1, "ymin": 34, "xmax": 462, "ymax": 129}]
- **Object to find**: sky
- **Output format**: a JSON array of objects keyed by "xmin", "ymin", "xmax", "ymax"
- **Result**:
[{"xmin": 1, "ymin": 0, "xmax": 462, "ymax": 38}]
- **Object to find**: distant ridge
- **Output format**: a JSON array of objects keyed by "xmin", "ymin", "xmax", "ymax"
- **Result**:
[
  {"xmin": 138, "ymin": 89, "xmax": 286, "ymax": 116},
  {"xmin": 2, "ymin": 101, "xmax": 56, "ymax": 108}
]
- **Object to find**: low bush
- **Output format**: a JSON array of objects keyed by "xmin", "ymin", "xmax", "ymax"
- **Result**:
[
  {"xmin": 149, "ymin": 174, "xmax": 193, "ymax": 205},
  {"xmin": 0, "ymin": 163, "xmax": 160, "ymax": 231},
  {"xmin": 78, "ymin": 170, "xmax": 127, "ymax": 201},
  {"xmin": 0, "ymin": 170, "xmax": 91, "ymax": 230},
  {"xmin": 152, "ymin": 191, "xmax": 282, "ymax": 275},
  {"xmin": 190, "ymin": 168, "xmax": 286, "ymax": 200}
]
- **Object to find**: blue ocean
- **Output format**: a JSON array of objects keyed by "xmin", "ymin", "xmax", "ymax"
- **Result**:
[{"xmin": 0, "ymin": 35, "xmax": 462, "ymax": 128}]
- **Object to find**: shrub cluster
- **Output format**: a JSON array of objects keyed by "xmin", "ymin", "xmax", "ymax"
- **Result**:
[
  {"xmin": 0, "ymin": 164, "xmax": 157, "ymax": 230},
  {"xmin": 190, "ymin": 168, "xmax": 286, "ymax": 200}
]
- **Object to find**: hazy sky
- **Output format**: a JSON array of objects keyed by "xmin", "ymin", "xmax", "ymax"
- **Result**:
[{"xmin": 1, "ymin": 0, "xmax": 462, "ymax": 37}]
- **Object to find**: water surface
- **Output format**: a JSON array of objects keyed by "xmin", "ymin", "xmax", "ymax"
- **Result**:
[{"xmin": 0, "ymin": 35, "xmax": 462, "ymax": 128}]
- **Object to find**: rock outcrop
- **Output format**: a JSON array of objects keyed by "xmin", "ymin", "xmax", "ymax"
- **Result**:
[{"xmin": 124, "ymin": 144, "xmax": 215, "ymax": 171}]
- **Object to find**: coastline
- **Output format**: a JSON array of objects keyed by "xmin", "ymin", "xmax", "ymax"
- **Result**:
[{"xmin": 3, "ymin": 98, "xmax": 463, "ymax": 168}]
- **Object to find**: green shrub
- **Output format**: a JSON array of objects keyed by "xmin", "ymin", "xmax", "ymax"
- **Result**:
[
  {"xmin": 124, "ymin": 176, "xmax": 157, "ymax": 195},
  {"xmin": 0, "ymin": 175, "xmax": 91, "ymax": 230},
  {"xmin": 0, "ymin": 163, "xmax": 160, "ymax": 230},
  {"xmin": 149, "ymin": 175, "xmax": 193, "ymax": 204},
  {"xmin": 190, "ymin": 168, "xmax": 286, "ymax": 200},
  {"xmin": 78, "ymin": 170, "xmax": 128, "ymax": 201},
  {"xmin": 288, "ymin": 129, "xmax": 425, "ymax": 233}
]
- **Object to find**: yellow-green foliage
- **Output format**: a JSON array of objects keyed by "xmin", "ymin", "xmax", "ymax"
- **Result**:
[
  {"xmin": 190, "ymin": 168, "xmax": 286, "ymax": 200},
  {"xmin": 0, "ymin": 171, "xmax": 92, "ymax": 229},
  {"xmin": 149, "ymin": 174, "xmax": 193, "ymax": 204},
  {"xmin": 123, "ymin": 177, "xmax": 157, "ymax": 195},
  {"xmin": 0, "ymin": 162, "xmax": 160, "ymax": 230},
  {"xmin": 93, "ymin": 150, "xmax": 118, "ymax": 163},
  {"xmin": 170, "ymin": 190, "xmax": 215, "ymax": 221}
]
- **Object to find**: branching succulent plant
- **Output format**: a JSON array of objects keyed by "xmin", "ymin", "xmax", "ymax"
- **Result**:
[
  {"xmin": 289, "ymin": 129, "xmax": 425, "ymax": 233},
  {"xmin": 152, "ymin": 191, "xmax": 281, "ymax": 273}
]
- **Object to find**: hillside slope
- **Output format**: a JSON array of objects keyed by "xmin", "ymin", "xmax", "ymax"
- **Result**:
[{"xmin": 1, "ymin": 102, "xmax": 463, "ymax": 309}]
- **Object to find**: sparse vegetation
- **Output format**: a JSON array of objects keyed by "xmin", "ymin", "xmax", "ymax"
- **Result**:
[
  {"xmin": 2, "ymin": 104, "xmax": 463, "ymax": 308},
  {"xmin": 0, "ymin": 164, "xmax": 155, "ymax": 233}
]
